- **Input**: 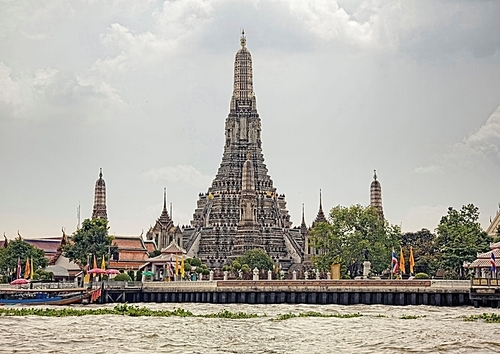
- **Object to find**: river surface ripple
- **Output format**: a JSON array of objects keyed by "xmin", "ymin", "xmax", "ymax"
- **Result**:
[{"xmin": 0, "ymin": 304, "xmax": 499, "ymax": 354}]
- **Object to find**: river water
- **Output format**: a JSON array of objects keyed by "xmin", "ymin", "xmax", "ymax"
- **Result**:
[{"xmin": 0, "ymin": 303, "xmax": 499, "ymax": 353}]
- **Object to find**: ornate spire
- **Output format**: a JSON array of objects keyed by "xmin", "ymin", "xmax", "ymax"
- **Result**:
[
  {"xmin": 230, "ymin": 31, "xmax": 256, "ymax": 113},
  {"xmin": 370, "ymin": 170, "xmax": 384, "ymax": 219},
  {"xmin": 163, "ymin": 187, "xmax": 167, "ymax": 211},
  {"xmin": 312, "ymin": 189, "xmax": 328, "ymax": 226},
  {"xmin": 158, "ymin": 188, "xmax": 171, "ymax": 224},
  {"xmin": 92, "ymin": 168, "xmax": 107, "ymax": 220},
  {"xmin": 300, "ymin": 203, "xmax": 308, "ymax": 236},
  {"xmin": 240, "ymin": 29, "xmax": 246, "ymax": 47}
]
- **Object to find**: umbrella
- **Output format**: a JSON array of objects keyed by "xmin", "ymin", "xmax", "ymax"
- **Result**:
[
  {"xmin": 105, "ymin": 269, "xmax": 120, "ymax": 275},
  {"xmin": 88, "ymin": 268, "xmax": 106, "ymax": 274},
  {"xmin": 10, "ymin": 278, "xmax": 29, "ymax": 285},
  {"xmin": 142, "ymin": 271, "xmax": 154, "ymax": 276}
]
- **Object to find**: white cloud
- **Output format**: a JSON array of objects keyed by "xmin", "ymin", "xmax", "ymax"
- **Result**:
[
  {"xmin": 461, "ymin": 106, "xmax": 500, "ymax": 161},
  {"xmin": 413, "ymin": 164, "xmax": 442, "ymax": 175},
  {"xmin": 0, "ymin": 62, "xmax": 21, "ymax": 106},
  {"xmin": 400, "ymin": 205, "xmax": 447, "ymax": 232},
  {"xmin": 141, "ymin": 165, "xmax": 212, "ymax": 188}
]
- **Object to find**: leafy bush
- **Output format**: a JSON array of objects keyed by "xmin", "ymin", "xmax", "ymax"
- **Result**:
[
  {"xmin": 190, "ymin": 258, "xmax": 202, "ymax": 267},
  {"xmin": 414, "ymin": 272, "xmax": 429, "ymax": 279},
  {"xmin": 240, "ymin": 264, "xmax": 251, "ymax": 273},
  {"xmin": 114, "ymin": 273, "xmax": 132, "ymax": 281},
  {"xmin": 202, "ymin": 269, "xmax": 210, "ymax": 276},
  {"xmin": 184, "ymin": 263, "xmax": 192, "ymax": 272},
  {"xmin": 221, "ymin": 265, "xmax": 230, "ymax": 271},
  {"xmin": 135, "ymin": 271, "xmax": 142, "ymax": 281}
]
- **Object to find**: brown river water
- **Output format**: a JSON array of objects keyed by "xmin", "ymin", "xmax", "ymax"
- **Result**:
[{"xmin": 0, "ymin": 303, "xmax": 499, "ymax": 353}]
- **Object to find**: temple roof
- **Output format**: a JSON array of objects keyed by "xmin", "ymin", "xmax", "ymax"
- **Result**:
[
  {"xmin": 470, "ymin": 246, "xmax": 500, "ymax": 268},
  {"xmin": 161, "ymin": 240, "xmax": 186, "ymax": 255},
  {"xmin": 312, "ymin": 189, "xmax": 328, "ymax": 226}
]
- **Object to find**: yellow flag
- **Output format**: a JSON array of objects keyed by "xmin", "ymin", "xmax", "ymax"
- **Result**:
[
  {"xmin": 180, "ymin": 255, "xmax": 185, "ymax": 278},
  {"xmin": 175, "ymin": 254, "xmax": 179, "ymax": 276},
  {"xmin": 93, "ymin": 254, "xmax": 97, "ymax": 269},
  {"xmin": 30, "ymin": 258, "xmax": 34, "ymax": 280},
  {"xmin": 24, "ymin": 258, "xmax": 30, "ymax": 279},
  {"xmin": 409, "ymin": 246, "xmax": 415, "ymax": 275},
  {"xmin": 101, "ymin": 256, "xmax": 106, "ymax": 271},
  {"xmin": 399, "ymin": 248, "xmax": 406, "ymax": 274}
]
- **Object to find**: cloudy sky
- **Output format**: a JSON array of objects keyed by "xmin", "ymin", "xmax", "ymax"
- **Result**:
[{"xmin": 1, "ymin": 0, "xmax": 500, "ymax": 239}]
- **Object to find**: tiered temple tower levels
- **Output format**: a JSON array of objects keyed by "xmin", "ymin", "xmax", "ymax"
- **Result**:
[{"xmin": 183, "ymin": 32, "xmax": 302, "ymax": 268}]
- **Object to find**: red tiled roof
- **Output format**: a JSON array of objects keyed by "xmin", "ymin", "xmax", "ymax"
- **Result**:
[
  {"xmin": 144, "ymin": 241, "xmax": 156, "ymax": 253},
  {"xmin": 108, "ymin": 260, "xmax": 146, "ymax": 270}
]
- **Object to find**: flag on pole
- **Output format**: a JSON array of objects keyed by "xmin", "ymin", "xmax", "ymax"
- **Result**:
[
  {"xmin": 399, "ymin": 248, "xmax": 406, "ymax": 275},
  {"xmin": 93, "ymin": 254, "xmax": 97, "ymax": 269},
  {"xmin": 175, "ymin": 254, "xmax": 179, "ymax": 276},
  {"xmin": 16, "ymin": 257, "xmax": 21, "ymax": 279},
  {"xmin": 84, "ymin": 257, "xmax": 90, "ymax": 283},
  {"xmin": 409, "ymin": 246, "xmax": 415, "ymax": 275},
  {"xmin": 30, "ymin": 257, "xmax": 34, "ymax": 280},
  {"xmin": 167, "ymin": 257, "xmax": 173, "ymax": 279},
  {"xmin": 24, "ymin": 258, "xmax": 30, "ymax": 279},
  {"xmin": 101, "ymin": 256, "xmax": 106, "ymax": 271},
  {"xmin": 491, "ymin": 252, "xmax": 496, "ymax": 273},
  {"xmin": 391, "ymin": 249, "xmax": 398, "ymax": 274},
  {"xmin": 180, "ymin": 255, "xmax": 185, "ymax": 278}
]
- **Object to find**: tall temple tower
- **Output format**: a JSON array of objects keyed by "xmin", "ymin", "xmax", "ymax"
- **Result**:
[
  {"xmin": 92, "ymin": 168, "xmax": 107, "ymax": 220},
  {"xmin": 370, "ymin": 170, "xmax": 384, "ymax": 219},
  {"xmin": 183, "ymin": 32, "xmax": 303, "ymax": 269}
]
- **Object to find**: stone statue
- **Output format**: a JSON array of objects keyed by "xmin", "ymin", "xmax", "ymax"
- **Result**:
[{"xmin": 364, "ymin": 248, "xmax": 370, "ymax": 261}]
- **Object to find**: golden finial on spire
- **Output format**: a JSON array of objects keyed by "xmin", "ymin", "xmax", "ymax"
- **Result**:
[{"xmin": 240, "ymin": 29, "xmax": 246, "ymax": 47}]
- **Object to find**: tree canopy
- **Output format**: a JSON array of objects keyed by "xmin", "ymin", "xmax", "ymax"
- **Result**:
[
  {"xmin": 0, "ymin": 238, "xmax": 48, "ymax": 279},
  {"xmin": 435, "ymin": 204, "xmax": 490, "ymax": 279},
  {"xmin": 235, "ymin": 248, "xmax": 275, "ymax": 271},
  {"xmin": 310, "ymin": 204, "xmax": 400, "ymax": 277},
  {"xmin": 62, "ymin": 218, "xmax": 113, "ymax": 268},
  {"xmin": 401, "ymin": 228, "xmax": 438, "ymax": 275}
]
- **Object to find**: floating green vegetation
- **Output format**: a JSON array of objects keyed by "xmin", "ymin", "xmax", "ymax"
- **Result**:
[
  {"xmin": 400, "ymin": 314, "xmax": 426, "ymax": 320},
  {"xmin": 0, "ymin": 304, "xmax": 364, "ymax": 321},
  {"xmin": 0, "ymin": 304, "xmax": 260, "ymax": 319},
  {"xmin": 462, "ymin": 313, "xmax": 500, "ymax": 323},
  {"xmin": 273, "ymin": 312, "xmax": 362, "ymax": 321}
]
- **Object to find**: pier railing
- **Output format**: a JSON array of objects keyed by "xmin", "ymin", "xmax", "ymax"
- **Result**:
[{"xmin": 471, "ymin": 278, "xmax": 500, "ymax": 287}]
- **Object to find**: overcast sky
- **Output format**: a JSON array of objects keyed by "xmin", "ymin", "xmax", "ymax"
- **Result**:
[{"xmin": 1, "ymin": 0, "xmax": 500, "ymax": 239}]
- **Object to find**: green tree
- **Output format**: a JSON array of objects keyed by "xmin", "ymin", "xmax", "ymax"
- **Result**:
[
  {"xmin": 62, "ymin": 218, "xmax": 113, "ymax": 268},
  {"xmin": 190, "ymin": 258, "xmax": 202, "ymax": 267},
  {"xmin": 310, "ymin": 204, "xmax": 401, "ymax": 277},
  {"xmin": 149, "ymin": 250, "xmax": 161, "ymax": 258},
  {"xmin": 235, "ymin": 249, "xmax": 275, "ymax": 271},
  {"xmin": 0, "ymin": 239, "xmax": 48, "ymax": 279},
  {"xmin": 435, "ymin": 204, "xmax": 490, "ymax": 279},
  {"xmin": 401, "ymin": 229, "xmax": 438, "ymax": 275}
]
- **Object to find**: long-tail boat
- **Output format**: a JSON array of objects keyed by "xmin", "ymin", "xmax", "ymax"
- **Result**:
[{"xmin": 0, "ymin": 287, "xmax": 101, "ymax": 305}]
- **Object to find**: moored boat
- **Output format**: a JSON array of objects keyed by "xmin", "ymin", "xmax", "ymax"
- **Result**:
[{"xmin": 0, "ymin": 287, "xmax": 101, "ymax": 306}]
